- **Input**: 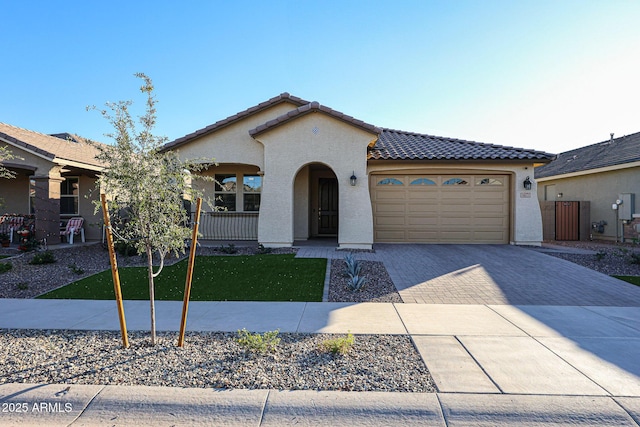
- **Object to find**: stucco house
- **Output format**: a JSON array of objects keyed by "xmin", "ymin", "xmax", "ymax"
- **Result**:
[
  {"xmin": 162, "ymin": 93, "xmax": 554, "ymax": 249},
  {"xmin": 535, "ymin": 132, "xmax": 640, "ymax": 242},
  {"xmin": 0, "ymin": 123, "xmax": 104, "ymax": 242}
]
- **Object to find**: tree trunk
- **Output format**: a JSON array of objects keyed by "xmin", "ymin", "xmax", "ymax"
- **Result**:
[{"xmin": 146, "ymin": 245, "xmax": 156, "ymax": 345}]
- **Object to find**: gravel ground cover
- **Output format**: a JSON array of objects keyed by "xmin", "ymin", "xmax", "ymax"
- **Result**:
[
  {"xmin": 0, "ymin": 330, "xmax": 435, "ymax": 392},
  {"xmin": 531, "ymin": 240, "xmax": 640, "ymax": 277},
  {"xmin": 329, "ymin": 259, "xmax": 402, "ymax": 303}
]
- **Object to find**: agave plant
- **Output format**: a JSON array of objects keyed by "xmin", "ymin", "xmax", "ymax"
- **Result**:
[
  {"xmin": 343, "ymin": 253, "xmax": 362, "ymax": 277},
  {"xmin": 347, "ymin": 274, "xmax": 366, "ymax": 291}
]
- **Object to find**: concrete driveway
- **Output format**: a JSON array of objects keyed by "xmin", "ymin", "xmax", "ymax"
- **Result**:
[{"xmin": 376, "ymin": 244, "xmax": 640, "ymax": 305}]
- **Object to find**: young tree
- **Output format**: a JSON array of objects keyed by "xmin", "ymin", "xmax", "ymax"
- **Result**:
[
  {"xmin": 0, "ymin": 145, "xmax": 16, "ymax": 179},
  {"xmin": 90, "ymin": 73, "xmax": 210, "ymax": 345}
]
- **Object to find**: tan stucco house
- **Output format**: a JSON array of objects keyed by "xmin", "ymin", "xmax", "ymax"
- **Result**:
[
  {"xmin": 0, "ymin": 123, "xmax": 104, "ymax": 242},
  {"xmin": 535, "ymin": 132, "xmax": 640, "ymax": 242},
  {"xmin": 163, "ymin": 93, "xmax": 554, "ymax": 249}
]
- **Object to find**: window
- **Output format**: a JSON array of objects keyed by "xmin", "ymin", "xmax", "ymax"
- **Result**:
[
  {"xmin": 214, "ymin": 174, "xmax": 236, "ymax": 211},
  {"xmin": 377, "ymin": 178, "xmax": 403, "ymax": 186},
  {"xmin": 476, "ymin": 178, "xmax": 503, "ymax": 186},
  {"xmin": 410, "ymin": 178, "xmax": 436, "ymax": 186},
  {"xmin": 60, "ymin": 177, "xmax": 79, "ymax": 215},
  {"xmin": 243, "ymin": 175, "xmax": 261, "ymax": 211},
  {"xmin": 443, "ymin": 178, "xmax": 468, "ymax": 185}
]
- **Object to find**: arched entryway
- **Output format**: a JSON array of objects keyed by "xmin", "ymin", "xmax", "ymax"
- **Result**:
[{"xmin": 293, "ymin": 163, "xmax": 339, "ymax": 241}]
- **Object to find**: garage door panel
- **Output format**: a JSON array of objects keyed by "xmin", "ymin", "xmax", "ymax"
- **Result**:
[
  {"xmin": 372, "ymin": 174, "xmax": 510, "ymax": 244},
  {"xmin": 375, "ymin": 216, "xmax": 406, "ymax": 226},
  {"xmin": 374, "ymin": 191, "xmax": 406, "ymax": 200},
  {"xmin": 374, "ymin": 203, "xmax": 406, "ymax": 214},
  {"xmin": 407, "ymin": 216, "xmax": 439, "ymax": 226}
]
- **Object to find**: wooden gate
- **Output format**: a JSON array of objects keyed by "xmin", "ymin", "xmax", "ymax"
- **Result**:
[{"xmin": 555, "ymin": 201, "xmax": 579, "ymax": 241}]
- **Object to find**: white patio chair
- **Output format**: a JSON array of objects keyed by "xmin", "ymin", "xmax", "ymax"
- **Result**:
[{"xmin": 60, "ymin": 217, "xmax": 85, "ymax": 244}]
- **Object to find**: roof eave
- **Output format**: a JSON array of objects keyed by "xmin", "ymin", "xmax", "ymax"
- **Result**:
[
  {"xmin": 249, "ymin": 101, "xmax": 381, "ymax": 138},
  {"xmin": 161, "ymin": 92, "xmax": 309, "ymax": 152}
]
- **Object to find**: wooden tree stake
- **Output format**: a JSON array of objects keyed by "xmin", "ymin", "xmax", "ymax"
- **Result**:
[
  {"xmin": 101, "ymin": 194, "xmax": 129, "ymax": 348},
  {"xmin": 178, "ymin": 197, "xmax": 202, "ymax": 347}
]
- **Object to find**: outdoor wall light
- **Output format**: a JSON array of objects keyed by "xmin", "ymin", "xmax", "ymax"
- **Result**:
[
  {"xmin": 523, "ymin": 176, "xmax": 532, "ymax": 191},
  {"xmin": 350, "ymin": 171, "xmax": 357, "ymax": 186}
]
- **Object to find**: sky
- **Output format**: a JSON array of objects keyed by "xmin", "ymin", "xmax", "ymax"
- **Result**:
[{"xmin": 2, "ymin": 0, "xmax": 640, "ymax": 155}]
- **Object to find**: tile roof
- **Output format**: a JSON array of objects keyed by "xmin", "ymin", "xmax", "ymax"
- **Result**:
[
  {"xmin": 249, "ymin": 101, "xmax": 381, "ymax": 137},
  {"xmin": 161, "ymin": 92, "xmax": 310, "ymax": 151},
  {"xmin": 369, "ymin": 128, "xmax": 555, "ymax": 161},
  {"xmin": 0, "ymin": 122, "xmax": 105, "ymax": 168},
  {"xmin": 535, "ymin": 131, "xmax": 640, "ymax": 179},
  {"xmin": 162, "ymin": 92, "xmax": 554, "ymax": 163}
]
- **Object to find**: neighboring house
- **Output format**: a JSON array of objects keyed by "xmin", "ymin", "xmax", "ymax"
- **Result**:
[
  {"xmin": 162, "ymin": 93, "xmax": 554, "ymax": 249},
  {"xmin": 0, "ymin": 123, "xmax": 105, "ymax": 242},
  {"xmin": 535, "ymin": 132, "xmax": 640, "ymax": 242}
]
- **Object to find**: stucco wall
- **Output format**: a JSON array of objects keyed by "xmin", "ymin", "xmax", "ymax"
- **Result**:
[
  {"xmin": 254, "ymin": 113, "xmax": 376, "ymax": 249},
  {"xmin": 367, "ymin": 161, "xmax": 544, "ymax": 245},
  {"xmin": 0, "ymin": 173, "xmax": 29, "ymax": 214},
  {"xmin": 171, "ymin": 102, "xmax": 301, "ymax": 169},
  {"xmin": 536, "ymin": 166, "xmax": 640, "ymax": 241},
  {"xmin": 77, "ymin": 175, "xmax": 102, "ymax": 241}
]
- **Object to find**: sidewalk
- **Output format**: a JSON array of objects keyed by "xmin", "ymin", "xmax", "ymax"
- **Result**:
[{"xmin": 1, "ymin": 299, "xmax": 640, "ymax": 425}]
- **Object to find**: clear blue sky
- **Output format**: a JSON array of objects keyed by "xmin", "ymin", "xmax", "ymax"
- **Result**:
[{"xmin": 2, "ymin": 0, "xmax": 639, "ymax": 154}]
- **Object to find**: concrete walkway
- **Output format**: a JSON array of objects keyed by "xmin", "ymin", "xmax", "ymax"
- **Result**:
[{"xmin": 1, "ymin": 299, "xmax": 640, "ymax": 425}]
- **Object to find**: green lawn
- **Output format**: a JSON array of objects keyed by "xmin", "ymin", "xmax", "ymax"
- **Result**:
[
  {"xmin": 38, "ymin": 254, "xmax": 326, "ymax": 302},
  {"xmin": 614, "ymin": 275, "xmax": 640, "ymax": 287}
]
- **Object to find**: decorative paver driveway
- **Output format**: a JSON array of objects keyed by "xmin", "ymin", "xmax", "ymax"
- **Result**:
[{"xmin": 375, "ymin": 244, "xmax": 640, "ymax": 306}]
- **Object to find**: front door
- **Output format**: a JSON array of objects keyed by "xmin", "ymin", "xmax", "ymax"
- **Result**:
[{"xmin": 318, "ymin": 178, "xmax": 338, "ymax": 235}]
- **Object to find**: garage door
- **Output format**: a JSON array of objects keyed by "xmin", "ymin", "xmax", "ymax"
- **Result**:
[{"xmin": 371, "ymin": 174, "xmax": 510, "ymax": 243}]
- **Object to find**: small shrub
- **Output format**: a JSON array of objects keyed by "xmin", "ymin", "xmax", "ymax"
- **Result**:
[
  {"xmin": 343, "ymin": 253, "xmax": 361, "ymax": 277},
  {"xmin": 30, "ymin": 250, "xmax": 56, "ymax": 265},
  {"xmin": 257, "ymin": 244, "xmax": 272, "ymax": 254},
  {"xmin": 115, "ymin": 241, "xmax": 138, "ymax": 257},
  {"xmin": 0, "ymin": 263, "xmax": 11, "ymax": 274},
  {"xmin": 69, "ymin": 263, "xmax": 85, "ymax": 275},
  {"xmin": 235, "ymin": 328, "xmax": 280, "ymax": 354},
  {"xmin": 628, "ymin": 252, "xmax": 640, "ymax": 265},
  {"xmin": 595, "ymin": 250, "xmax": 606, "ymax": 261},
  {"xmin": 347, "ymin": 275, "xmax": 366, "ymax": 291},
  {"xmin": 321, "ymin": 333, "xmax": 355, "ymax": 355},
  {"xmin": 219, "ymin": 243, "xmax": 237, "ymax": 254},
  {"xmin": 16, "ymin": 282, "xmax": 28, "ymax": 290},
  {"xmin": 19, "ymin": 238, "xmax": 41, "ymax": 252}
]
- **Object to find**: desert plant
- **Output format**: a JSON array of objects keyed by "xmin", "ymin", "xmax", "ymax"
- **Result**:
[
  {"xmin": 16, "ymin": 282, "xmax": 28, "ymax": 290},
  {"xmin": 343, "ymin": 253, "xmax": 361, "ymax": 277},
  {"xmin": 347, "ymin": 274, "xmax": 366, "ymax": 291},
  {"xmin": 219, "ymin": 243, "xmax": 237, "ymax": 254},
  {"xmin": 69, "ymin": 263, "xmax": 85, "ymax": 275},
  {"xmin": 628, "ymin": 252, "xmax": 640, "ymax": 265},
  {"xmin": 30, "ymin": 250, "xmax": 55, "ymax": 265},
  {"xmin": 321, "ymin": 332, "xmax": 355, "ymax": 355},
  {"xmin": 595, "ymin": 250, "xmax": 606, "ymax": 261},
  {"xmin": 235, "ymin": 328, "xmax": 280, "ymax": 354},
  {"xmin": 257, "ymin": 243, "xmax": 272, "ymax": 254},
  {"xmin": 89, "ymin": 73, "xmax": 212, "ymax": 345},
  {"xmin": 0, "ymin": 263, "xmax": 11, "ymax": 274},
  {"xmin": 114, "ymin": 240, "xmax": 138, "ymax": 257}
]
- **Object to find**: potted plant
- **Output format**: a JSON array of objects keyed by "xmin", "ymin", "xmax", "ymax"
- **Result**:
[{"xmin": 0, "ymin": 232, "xmax": 10, "ymax": 247}]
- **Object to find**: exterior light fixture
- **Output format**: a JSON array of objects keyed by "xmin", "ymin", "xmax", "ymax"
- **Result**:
[
  {"xmin": 523, "ymin": 176, "xmax": 532, "ymax": 191},
  {"xmin": 350, "ymin": 171, "xmax": 357, "ymax": 186}
]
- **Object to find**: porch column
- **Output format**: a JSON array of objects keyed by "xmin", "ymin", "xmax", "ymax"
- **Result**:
[
  {"xmin": 32, "ymin": 170, "xmax": 63, "ymax": 243},
  {"xmin": 257, "ymin": 169, "xmax": 294, "ymax": 247}
]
